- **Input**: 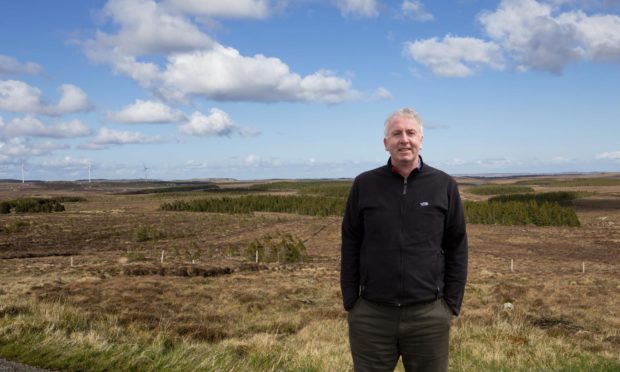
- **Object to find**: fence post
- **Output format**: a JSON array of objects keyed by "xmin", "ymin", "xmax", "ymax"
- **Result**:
[
  {"xmin": 510, "ymin": 259, "xmax": 514, "ymax": 273},
  {"xmin": 161, "ymin": 250, "xmax": 165, "ymax": 264},
  {"xmin": 255, "ymin": 249, "xmax": 259, "ymax": 264},
  {"xmin": 582, "ymin": 262, "xmax": 585, "ymax": 274}
]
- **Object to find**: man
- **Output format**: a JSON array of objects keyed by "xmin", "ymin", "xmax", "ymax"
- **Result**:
[{"xmin": 341, "ymin": 108, "xmax": 468, "ymax": 372}]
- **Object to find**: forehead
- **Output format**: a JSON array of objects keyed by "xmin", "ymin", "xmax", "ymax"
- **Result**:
[{"xmin": 386, "ymin": 114, "xmax": 421, "ymax": 132}]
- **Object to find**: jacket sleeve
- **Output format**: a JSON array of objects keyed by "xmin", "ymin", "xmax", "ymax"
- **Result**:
[
  {"xmin": 442, "ymin": 178, "xmax": 468, "ymax": 315},
  {"xmin": 340, "ymin": 178, "xmax": 363, "ymax": 311}
]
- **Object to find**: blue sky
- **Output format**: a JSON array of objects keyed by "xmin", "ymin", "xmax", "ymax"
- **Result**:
[{"xmin": 1, "ymin": 0, "xmax": 619, "ymax": 181}]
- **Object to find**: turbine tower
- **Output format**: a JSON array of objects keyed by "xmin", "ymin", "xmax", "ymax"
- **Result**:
[
  {"xmin": 143, "ymin": 163, "xmax": 149, "ymax": 182},
  {"xmin": 88, "ymin": 161, "xmax": 92, "ymax": 183},
  {"xmin": 21, "ymin": 162, "xmax": 25, "ymax": 184}
]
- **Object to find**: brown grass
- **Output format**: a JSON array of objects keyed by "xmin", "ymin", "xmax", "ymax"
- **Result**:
[{"xmin": 0, "ymin": 178, "xmax": 619, "ymax": 371}]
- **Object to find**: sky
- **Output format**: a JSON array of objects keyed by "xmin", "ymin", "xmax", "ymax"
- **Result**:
[{"xmin": 1, "ymin": 0, "xmax": 619, "ymax": 181}]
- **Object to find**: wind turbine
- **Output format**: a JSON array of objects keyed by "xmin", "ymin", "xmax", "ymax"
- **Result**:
[
  {"xmin": 143, "ymin": 163, "xmax": 149, "ymax": 182},
  {"xmin": 88, "ymin": 161, "xmax": 92, "ymax": 183},
  {"xmin": 21, "ymin": 162, "xmax": 25, "ymax": 184}
]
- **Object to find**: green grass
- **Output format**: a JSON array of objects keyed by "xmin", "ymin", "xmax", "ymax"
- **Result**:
[{"xmin": 1, "ymin": 300, "xmax": 617, "ymax": 372}]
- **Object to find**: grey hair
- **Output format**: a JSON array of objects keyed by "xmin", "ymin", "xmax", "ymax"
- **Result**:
[{"xmin": 384, "ymin": 108, "xmax": 424, "ymax": 138}]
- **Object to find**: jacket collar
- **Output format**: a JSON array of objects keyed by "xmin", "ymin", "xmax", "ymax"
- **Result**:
[{"xmin": 387, "ymin": 156, "xmax": 424, "ymax": 178}]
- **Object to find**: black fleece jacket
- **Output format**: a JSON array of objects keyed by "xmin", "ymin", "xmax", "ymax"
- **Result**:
[{"xmin": 340, "ymin": 158, "xmax": 468, "ymax": 315}]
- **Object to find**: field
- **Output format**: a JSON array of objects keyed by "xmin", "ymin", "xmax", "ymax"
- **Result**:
[{"xmin": 1, "ymin": 175, "xmax": 619, "ymax": 371}]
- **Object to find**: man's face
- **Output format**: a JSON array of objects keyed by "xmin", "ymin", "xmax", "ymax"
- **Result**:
[{"xmin": 383, "ymin": 114, "xmax": 423, "ymax": 166}]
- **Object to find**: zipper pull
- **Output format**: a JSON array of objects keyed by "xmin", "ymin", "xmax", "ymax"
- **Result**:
[{"xmin": 402, "ymin": 178, "xmax": 407, "ymax": 195}]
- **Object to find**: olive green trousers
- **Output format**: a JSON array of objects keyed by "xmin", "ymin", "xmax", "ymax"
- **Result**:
[{"xmin": 347, "ymin": 297, "xmax": 452, "ymax": 372}]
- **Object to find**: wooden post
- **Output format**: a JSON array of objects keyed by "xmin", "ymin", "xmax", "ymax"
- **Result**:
[
  {"xmin": 255, "ymin": 249, "xmax": 259, "ymax": 263},
  {"xmin": 161, "ymin": 250, "xmax": 164, "ymax": 264},
  {"xmin": 510, "ymin": 259, "xmax": 514, "ymax": 273},
  {"xmin": 70, "ymin": 256, "xmax": 74, "ymax": 267},
  {"xmin": 582, "ymin": 262, "xmax": 585, "ymax": 274}
]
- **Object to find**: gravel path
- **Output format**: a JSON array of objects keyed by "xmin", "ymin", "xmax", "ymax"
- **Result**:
[{"xmin": 0, "ymin": 358, "xmax": 55, "ymax": 372}]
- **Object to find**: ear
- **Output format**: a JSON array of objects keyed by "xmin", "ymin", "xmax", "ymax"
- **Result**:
[{"xmin": 383, "ymin": 137, "xmax": 388, "ymax": 151}]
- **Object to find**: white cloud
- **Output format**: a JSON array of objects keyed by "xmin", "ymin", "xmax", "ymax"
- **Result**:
[
  {"xmin": 372, "ymin": 87, "xmax": 393, "ymax": 100},
  {"xmin": 81, "ymin": 0, "xmax": 360, "ymax": 104},
  {"xmin": 478, "ymin": 0, "xmax": 620, "ymax": 73},
  {"xmin": 596, "ymin": 151, "xmax": 620, "ymax": 160},
  {"xmin": 0, "ymin": 54, "xmax": 42, "ymax": 76},
  {"xmin": 83, "ymin": 127, "xmax": 164, "ymax": 149},
  {"xmin": 0, "ymin": 80, "xmax": 92, "ymax": 115},
  {"xmin": 159, "ymin": 45, "xmax": 358, "ymax": 103},
  {"xmin": 94, "ymin": 0, "xmax": 213, "ymax": 56},
  {"xmin": 403, "ymin": 35, "xmax": 505, "ymax": 77},
  {"xmin": 402, "ymin": 1, "xmax": 434, "ymax": 21},
  {"xmin": 245, "ymin": 154, "xmax": 261, "ymax": 166},
  {"xmin": 51, "ymin": 84, "xmax": 93, "ymax": 115},
  {"xmin": 165, "ymin": 0, "xmax": 272, "ymax": 19},
  {"xmin": 0, "ymin": 115, "xmax": 92, "ymax": 138},
  {"xmin": 41, "ymin": 156, "xmax": 91, "ymax": 168},
  {"xmin": 332, "ymin": 0, "xmax": 379, "ymax": 17},
  {"xmin": 0, "ymin": 137, "xmax": 68, "ymax": 157},
  {"xmin": 108, "ymin": 99, "xmax": 185, "ymax": 123},
  {"xmin": 0, "ymin": 80, "xmax": 45, "ymax": 113},
  {"xmin": 179, "ymin": 108, "xmax": 238, "ymax": 136}
]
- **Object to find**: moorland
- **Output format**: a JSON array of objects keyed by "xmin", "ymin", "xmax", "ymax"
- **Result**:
[{"xmin": 0, "ymin": 174, "xmax": 619, "ymax": 371}]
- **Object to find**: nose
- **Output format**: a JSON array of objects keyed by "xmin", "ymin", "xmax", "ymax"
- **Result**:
[{"xmin": 398, "ymin": 132, "xmax": 409, "ymax": 143}]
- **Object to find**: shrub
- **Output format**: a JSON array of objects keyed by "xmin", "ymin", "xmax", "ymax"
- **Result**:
[
  {"xmin": 161, "ymin": 195, "xmax": 345, "ymax": 216},
  {"xmin": 1, "ymin": 198, "xmax": 66, "ymax": 213},
  {"xmin": 465, "ymin": 200, "xmax": 580, "ymax": 227},
  {"xmin": 466, "ymin": 185, "xmax": 534, "ymax": 195},
  {"xmin": 488, "ymin": 191, "xmax": 578, "ymax": 206},
  {"xmin": 132, "ymin": 225, "xmax": 166, "ymax": 242},
  {"xmin": 245, "ymin": 233, "xmax": 307, "ymax": 263},
  {"xmin": 0, "ymin": 201, "xmax": 10, "ymax": 214}
]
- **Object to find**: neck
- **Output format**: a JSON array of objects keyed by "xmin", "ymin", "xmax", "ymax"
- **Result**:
[{"xmin": 392, "ymin": 156, "xmax": 419, "ymax": 178}]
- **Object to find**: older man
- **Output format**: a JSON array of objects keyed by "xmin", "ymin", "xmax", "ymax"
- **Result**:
[{"xmin": 341, "ymin": 108, "xmax": 468, "ymax": 372}]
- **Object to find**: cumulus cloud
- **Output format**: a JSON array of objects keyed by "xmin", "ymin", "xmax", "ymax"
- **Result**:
[
  {"xmin": 179, "ymin": 109, "xmax": 236, "ymax": 136},
  {"xmin": 0, "ymin": 80, "xmax": 92, "ymax": 115},
  {"xmin": 479, "ymin": 0, "xmax": 620, "ymax": 73},
  {"xmin": 402, "ymin": 1, "xmax": 434, "ymax": 21},
  {"xmin": 0, "ymin": 137, "xmax": 68, "ymax": 157},
  {"xmin": 0, "ymin": 115, "xmax": 92, "ymax": 138},
  {"xmin": 158, "ymin": 45, "xmax": 358, "ymax": 103},
  {"xmin": 107, "ymin": 99, "xmax": 185, "ymax": 123},
  {"xmin": 93, "ymin": 0, "xmax": 213, "ymax": 56},
  {"xmin": 332, "ymin": 0, "xmax": 379, "ymax": 17},
  {"xmin": 164, "ymin": 0, "xmax": 272, "ymax": 19},
  {"xmin": 404, "ymin": 0, "xmax": 620, "ymax": 76},
  {"xmin": 0, "ymin": 80, "xmax": 46, "ymax": 113},
  {"xmin": 82, "ymin": 127, "xmax": 164, "ymax": 150},
  {"xmin": 49, "ymin": 84, "xmax": 93, "ymax": 115},
  {"xmin": 403, "ymin": 35, "xmax": 505, "ymax": 77},
  {"xmin": 596, "ymin": 151, "xmax": 620, "ymax": 160},
  {"xmin": 82, "ymin": 0, "xmax": 361, "ymax": 104},
  {"xmin": 0, "ymin": 54, "xmax": 42, "ymax": 76}
]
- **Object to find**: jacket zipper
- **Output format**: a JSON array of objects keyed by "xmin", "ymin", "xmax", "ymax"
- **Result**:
[{"xmin": 398, "ymin": 176, "xmax": 407, "ymax": 306}]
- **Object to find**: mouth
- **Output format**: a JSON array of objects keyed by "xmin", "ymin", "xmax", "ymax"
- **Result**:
[{"xmin": 397, "ymin": 148, "xmax": 412, "ymax": 152}]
